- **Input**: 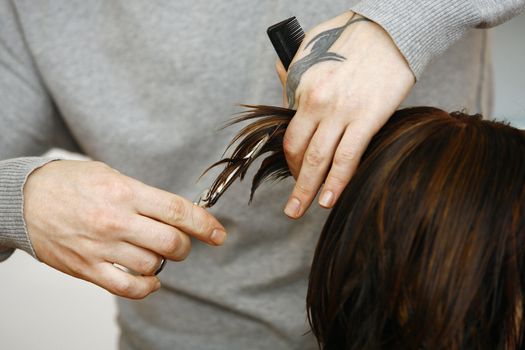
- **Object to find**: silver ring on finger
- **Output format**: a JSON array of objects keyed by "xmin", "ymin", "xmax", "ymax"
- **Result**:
[{"xmin": 154, "ymin": 257, "xmax": 167, "ymax": 275}]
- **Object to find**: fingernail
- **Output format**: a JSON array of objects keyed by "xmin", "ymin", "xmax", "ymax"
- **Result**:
[
  {"xmin": 284, "ymin": 197, "xmax": 301, "ymax": 218},
  {"xmin": 319, "ymin": 190, "xmax": 334, "ymax": 207},
  {"xmin": 155, "ymin": 280, "xmax": 161, "ymax": 290},
  {"xmin": 211, "ymin": 229, "xmax": 227, "ymax": 245}
]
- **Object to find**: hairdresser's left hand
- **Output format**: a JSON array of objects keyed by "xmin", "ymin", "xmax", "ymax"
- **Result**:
[{"xmin": 275, "ymin": 11, "xmax": 414, "ymax": 218}]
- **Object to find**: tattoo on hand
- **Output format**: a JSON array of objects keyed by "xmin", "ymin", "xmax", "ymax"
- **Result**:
[{"xmin": 286, "ymin": 14, "xmax": 371, "ymax": 108}]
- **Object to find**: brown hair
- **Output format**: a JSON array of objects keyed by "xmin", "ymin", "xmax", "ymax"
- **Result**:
[
  {"xmin": 307, "ymin": 107, "xmax": 525, "ymax": 349},
  {"xmin": 205, "ymin": 106, "xmax": 525, "ymax": 349}
]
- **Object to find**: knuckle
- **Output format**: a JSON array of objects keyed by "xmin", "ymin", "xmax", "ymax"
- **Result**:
[
  {"xmin": 89, "ymin": 208, "xmax": 122, "ymax": 234},
  {"xmin": 132, "ymin": 289, "xmax": 151, "ymax": 300},
  {"xmin": 173, "ymin": 235, "xmax": 192, "ymax": 261},
  {"xmin": 334, "ymin": 148, "xmax": 357, "ymax": 166},
  {"xmin": 103, "ymin": 180, "xmax": 134, "ymax": 202},
  {"xmin": 191, "ymin": 208, "xmax": 210, "ymax": 234},
  {"xmin": 194, "ymin": 220, "xmax": 207, "ymax": 237},
  {"xmin": 282, "ymin": 141, "xmax": 294, "ymax": 159},
  {"xmin": 303, "ymin": 88, "xmax": 331, "ymax": 110},
  {"xmin": 326, "ymin": 173, "xmax": 348, "ymax": 188},
  {"xmin": 67, "ymin": 259, "xmax": 90, "ymax": 279},
  {"xmin": 160, "ymin": 232, "xmax": 180, "ymax": 255},
  {"xmin": 295, "ymin": 182, "xmax": 312, "ymax": 197},
  {"xmin": 165, "ymin": 197, "xmax": 187, "ymax": 223},
  {"xmin": 344, "ymin": 95, "xmax": 366, "ymax": 113},
  {"xmin": 304, "ymin": 147, "xmax": 324, "ymax": 167},
  {"xmin": 90, "ymin": 169, "xmax": 133, "ymax": 201},
  {"xmin": 110, "ymin": 278, "xmax": 133, "ymax": 297},
  {"xmin": 283, "ymin": 134, "xmax": 299, "ymax": 158},
  {"xmin": 350, "ymin": 123, "xmax": 370, "ymax": 141},
  {"xmin": 138, "ymin": 256, "xmax": 159, "ymax": 275}
]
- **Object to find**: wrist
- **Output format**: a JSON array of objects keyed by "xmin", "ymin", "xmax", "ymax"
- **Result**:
[{"xmin": 0, "ymin": 157, "xmax": 58, "ymax": 258}]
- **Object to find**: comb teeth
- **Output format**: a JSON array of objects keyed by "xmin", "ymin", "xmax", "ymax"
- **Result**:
[{"xmin": 267, "ymin": 17, "xmax": 305, "ymax": 70}]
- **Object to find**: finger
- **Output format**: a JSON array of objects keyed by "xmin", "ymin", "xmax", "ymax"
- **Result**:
[
  {"xmin": 284, "ymin": 119, "xmax": 345, "ymax": 218},
  {"xmin": 122, "ymin": 215, "xmax": 192, "ymax": 261},
  {"xmin": 93, "ymin": 262, "xmax": 161, "ymax": 299},
  {"xmin": 108, "ymin": 242, "xmax": 164, "ymax": 276},
  {"xmin": 275, "ymin": 59, "xmax": 287, "ymax": 87},
  {"xmin": 283, "ymin": 112, "xmax": 318, "ymax": 178},
  {"xmin": 319, "ymin": 122, "xmax": 374, "ymax": 208},
  {"xmin": 282, "ymin": 88, "xmax": 288, "ymax": 108},
  {"xmin": 128, "ymin": 180, "xmax": 227, "ymax": 246},
  {"xmin": 275, "ymin": 60, "xmax": 289, "ymax": 107}
]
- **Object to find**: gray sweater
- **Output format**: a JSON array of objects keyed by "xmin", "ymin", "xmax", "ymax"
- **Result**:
[{"xmin": 1, "ymin": 1, "xmax": 523, "ymax": 349}]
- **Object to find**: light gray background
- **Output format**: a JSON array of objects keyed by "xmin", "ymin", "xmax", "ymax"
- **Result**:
[{"xmin": 1, "ymin": 15, "xmax": 524, "ymax": 350}]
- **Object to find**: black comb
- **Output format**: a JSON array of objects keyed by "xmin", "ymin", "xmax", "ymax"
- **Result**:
[{"xmin": 267, "ymin": 17, "xmax": 305, "ymax": 70}]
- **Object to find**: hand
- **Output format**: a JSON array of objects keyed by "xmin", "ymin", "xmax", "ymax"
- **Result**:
[
  {"xmin": 275, "ymin": 11, "xmax": 415, "ymax": 218},
  {"xmin": 24, "ymin": 160, "xmax": 226, "ymax": 299}
]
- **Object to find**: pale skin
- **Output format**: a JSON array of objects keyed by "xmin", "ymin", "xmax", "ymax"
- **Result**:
[
  {"xmin": 276, "ymin": 12, "xmax": 415, "ymax": 218},
  {"xmin": 24, "ymin": 160, "xmax": 226, "ymax": 299}
]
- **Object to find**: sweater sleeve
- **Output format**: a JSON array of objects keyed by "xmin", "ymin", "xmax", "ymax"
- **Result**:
[
  {"xmin": 0, "ymin": 158, "xmax": 57, "ymax": 261},
  {"xmin": 0, "ymin": 0, "xmax": 70, "ymax": 261},
  {"xmin": 350, "ymin": 0, "xmax": 525, "ymax": 78}
]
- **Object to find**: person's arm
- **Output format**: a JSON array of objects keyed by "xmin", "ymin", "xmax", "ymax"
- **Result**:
[
  {"xmin": 0, "ymin": 0, "xmax": 227, "ymax": 299},
  {"xmin": 351, "ymin": 0, "xmax": 525, "ymax": 78},
  {"xmin": 278, "ymin": 1, "xmax": 524, "ymax": 219},
  {"xmin": 0, "ymin": 159, "xmax": 57, "ymax": 261},
  {"xmin": 0, "ymin": 0, "xmax": 72, "ymax": 260}
]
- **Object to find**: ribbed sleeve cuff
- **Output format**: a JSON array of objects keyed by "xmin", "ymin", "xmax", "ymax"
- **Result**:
[
  {"xmin": 350, "ymin": 0, "xmax": 481, "ymax": 79},
  {"xmin": 0, "ymin": 157, "xmax": 57, "ymax": 260}
]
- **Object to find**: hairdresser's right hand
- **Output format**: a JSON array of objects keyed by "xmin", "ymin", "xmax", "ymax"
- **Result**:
[{"xmin": 23, "ymin": 160, "xmax": 226, "ymax": 299}]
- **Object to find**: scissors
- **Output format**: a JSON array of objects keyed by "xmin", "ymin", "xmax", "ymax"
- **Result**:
[{"xmin": 194, "ymin": 134, "xmax": 270, "ymax": 208}]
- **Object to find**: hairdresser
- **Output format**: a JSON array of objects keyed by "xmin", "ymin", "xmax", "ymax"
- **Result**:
[{"xmin": 1, "ymin": 1, "xmax": 523, "ymax": 349}]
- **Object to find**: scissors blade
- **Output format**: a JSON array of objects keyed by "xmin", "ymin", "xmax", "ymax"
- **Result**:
[{"xmin": 197, "ymin": 134, "xmax": 271, "ymax": 208}]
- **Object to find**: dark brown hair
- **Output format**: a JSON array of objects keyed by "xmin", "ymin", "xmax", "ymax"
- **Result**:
[{"xmin": 206, "ymin": 106, "xmax": 525, "ymax": 349}]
